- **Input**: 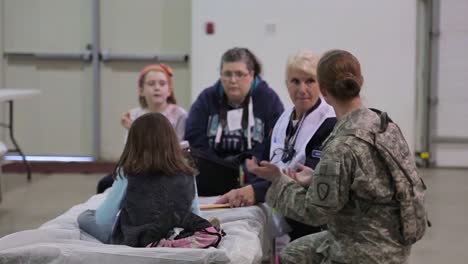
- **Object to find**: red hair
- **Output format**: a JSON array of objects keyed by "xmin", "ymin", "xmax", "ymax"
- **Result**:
[{"xmin": 138, "ymin": 64, "xmax": 177, "ymax": 107}]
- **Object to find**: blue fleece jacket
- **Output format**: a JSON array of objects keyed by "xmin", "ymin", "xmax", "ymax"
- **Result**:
[{"xmin": 185, "ymin": 78, "xmax": 284, "ymax": 202}]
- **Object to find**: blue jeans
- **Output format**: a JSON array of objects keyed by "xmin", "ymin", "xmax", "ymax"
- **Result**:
[{"xmin": 78, "ymin": 209, "xmax": 113, "ymax": 243}]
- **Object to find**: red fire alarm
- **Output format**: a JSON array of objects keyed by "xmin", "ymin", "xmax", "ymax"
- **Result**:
[{"xmin": 206, "ymin": 22, "xmax": 215, "ymax": 35}]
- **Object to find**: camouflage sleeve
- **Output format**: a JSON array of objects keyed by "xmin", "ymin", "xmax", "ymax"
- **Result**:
[{"xmin": 266, "ymin": 143, "xmax": 354, "ymax": 226}]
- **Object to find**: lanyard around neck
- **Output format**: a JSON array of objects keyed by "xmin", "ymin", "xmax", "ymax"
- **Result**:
[{"xmin": 284, "ymin": 105, "xmax": 317, "ymax": 151}]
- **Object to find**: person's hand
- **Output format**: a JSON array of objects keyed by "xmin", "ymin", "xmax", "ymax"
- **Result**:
[
  {"xmin": 285, "ymin": 163, "xmax": 314, "ymax": 187},
  {"xmin": 214, "ymin": 185, "xmax": 256, "ymax": 207},
  {"xmin": 120, "ymin": 112, "xmax": 133, "ymax": 129},
  {"xmin": 245, "ymin": 157, "xmax": 282, "ymax": 181}
]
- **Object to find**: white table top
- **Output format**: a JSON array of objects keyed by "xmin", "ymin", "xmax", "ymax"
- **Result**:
[{"xmin": 0, "ymin": 89, "xmax": 41, "ymax": 101}]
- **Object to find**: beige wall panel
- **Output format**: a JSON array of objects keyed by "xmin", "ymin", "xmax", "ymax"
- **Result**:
[
  {"xmin": 100, "ymin": 0, "xmax": 191, "ymax": 160},
  {"xmin": 4, "ymin": 0, "xmax": 90, "ymax": 52},
  {"xmin": 4, "ymin": 62, "xmax": 93, "ymax": 156},
  {"xmin": 2, "ymin": 0, "xmax": 93, "ymax": 156},
  {"xmin": 3, "ymin": 0, "xmax": 39, "ymax": 52},
  {"xmin": 101, "ymin": 0, "xmax": 164, "ymax": 53},
  {"xmin": 100, "ymin": 64, "xmax": 138, "ymax": 160},
  {"xmin": 160, "ymin": 0, "xmax": 191, "ymax": 109},
  {"xmin": 160, "ymin": 0, "xmax": 191, "ymax": 53}
]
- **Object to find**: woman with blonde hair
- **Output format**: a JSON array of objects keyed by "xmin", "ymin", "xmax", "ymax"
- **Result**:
[
  {"xmin": 247, "ymin": 49, "xmax": 416, "ymax": 263},
  {"xmin": 219, "ymin": 50, "xmax": 336, "ymax": 241}
]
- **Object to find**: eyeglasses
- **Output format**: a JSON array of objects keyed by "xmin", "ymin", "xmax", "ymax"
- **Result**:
[
  {"xmin": 220, "ymin": 71, "xmax": 250, "ymax": 81},
  {"xmin": 270, "ymin": 147, "xmax": 296, "ymax": 163}
]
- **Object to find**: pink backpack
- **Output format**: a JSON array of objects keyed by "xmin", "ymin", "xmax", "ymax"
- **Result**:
[{"xmin": 146, "ymin": 226, "xmax": 225, "ymax": 249}]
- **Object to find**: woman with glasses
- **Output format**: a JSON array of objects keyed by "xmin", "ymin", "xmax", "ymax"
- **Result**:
[
  {"xmin": 219, "ymin": 50, "xmax": 336, "ymax": 241},
  {"xmin": 185, "ymin": 47, "xmax": 284, "ymax": 199}
]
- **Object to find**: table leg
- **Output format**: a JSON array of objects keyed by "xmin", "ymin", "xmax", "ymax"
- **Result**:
[{"xmin": 6, "ymin": 100, "xmax": 32, "ymax": 181}]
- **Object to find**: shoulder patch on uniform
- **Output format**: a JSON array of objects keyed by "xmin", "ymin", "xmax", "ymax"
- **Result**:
[
  {"xmin": 317, "ymin": 182, "xmax": 330, "ymax": 201},
  {"xmin": 311, "ymin": 150, "xmax": 322, "ymax": 158}
]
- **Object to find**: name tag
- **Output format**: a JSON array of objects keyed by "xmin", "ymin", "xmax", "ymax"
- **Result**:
[
  {"xmin": 311, "ymin": 150, "xmax": 322, "ymax": 158},
  {"xmin": 227, "ymin": 108, "xmax": 242, "ymax": 131},
  {"xmin": 227, "ymin": 107, "xmax": 254, "ymax": 131}
]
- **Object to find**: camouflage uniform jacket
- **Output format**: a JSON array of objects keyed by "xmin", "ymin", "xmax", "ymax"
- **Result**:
[{"xmin": 266, "ymin": 107, "xmax": 411, "ymax": 263}]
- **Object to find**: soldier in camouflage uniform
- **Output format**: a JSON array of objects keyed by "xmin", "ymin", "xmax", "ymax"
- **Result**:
[{"xmin": 246, "ymin": 50, "xmax": 411, "ymax": 263}]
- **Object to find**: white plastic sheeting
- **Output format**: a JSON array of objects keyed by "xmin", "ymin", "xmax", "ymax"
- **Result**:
[{"xmin": 0, "ymin": 194, "xmax": 273, "ymax": 264}]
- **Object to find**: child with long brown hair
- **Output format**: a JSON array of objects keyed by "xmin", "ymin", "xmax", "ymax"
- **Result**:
[
  {"xmin": 111, "ymin": 112, "xmax": 216, "ymax": 247},
  {"xmin": 79, "ymin": 113, "xmax": 221, "ymax": 248}
]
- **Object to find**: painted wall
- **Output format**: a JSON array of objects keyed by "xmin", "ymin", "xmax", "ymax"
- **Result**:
[
  {"xmin": 0, "ymin": 0, "xmax": 435, "ymax": 160},
  {"xmin": 1, "ymin": 0, "xmax": 191, "ymax": 160},
  {"xmin": 100, "ymin": 0, "xmax": 191, "ymax": 160},
  {"xmin": 2, "ymin": 0, "xmax": 94, "ymax": 156},
  {"xmin": 192, "ymin": 0, "xmax": 418, "ymax": 149},
  {"xmin": 431, "ymin": 0, "xmax": 468, "ymax": 167}
]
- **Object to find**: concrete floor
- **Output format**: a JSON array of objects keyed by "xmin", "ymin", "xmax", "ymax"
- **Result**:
[
  {"xmin": 0, "ymin": 172, "xmax": 102, "ymax": 237},
  {"xmin": 0, "ymin": 169, "xmax": 466, "ymax": 263}
]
